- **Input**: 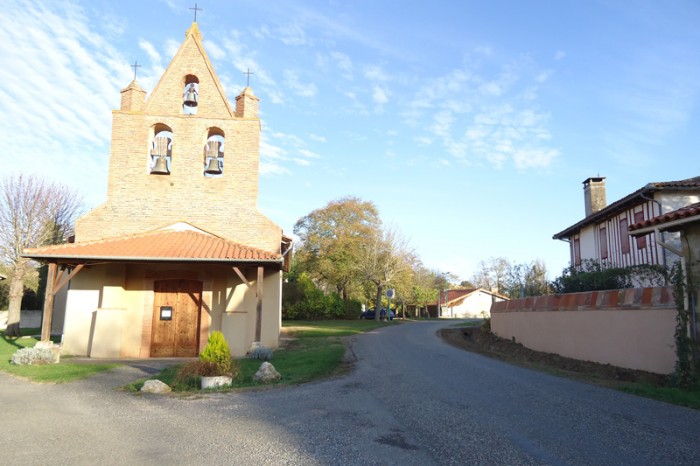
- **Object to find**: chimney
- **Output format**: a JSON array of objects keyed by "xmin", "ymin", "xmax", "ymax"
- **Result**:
[{"xmin": 583, "ymin": 177, "xmax": 606, "ymax": 216}]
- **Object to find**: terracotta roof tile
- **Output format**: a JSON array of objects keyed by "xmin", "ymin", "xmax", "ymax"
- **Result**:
[
  {"xmin": 23, "ymin": 230, "xmax": 281, "ymax": 263},
  {"xmin": 629, "ymin": 201, "xmax": 700, "ymax": 231}
]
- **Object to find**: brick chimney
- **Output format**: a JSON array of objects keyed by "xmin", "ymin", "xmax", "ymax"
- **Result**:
[{"xmin": 583, "ymin": 177, "xmax": 606, "ymax": 216}]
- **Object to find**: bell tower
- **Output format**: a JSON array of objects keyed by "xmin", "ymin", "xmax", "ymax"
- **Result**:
[{"xmin": 76, "ymin": 22, "xmax": 282, "ymax": 254}]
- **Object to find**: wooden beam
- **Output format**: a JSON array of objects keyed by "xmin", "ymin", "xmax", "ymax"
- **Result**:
[
  {"xmin": 232, "ymin": 266, "xmax": 251, "ymax": 288},
  {"xmin": 41, "ymin": 263, "xmax": 57, "ymax": 342},
  {"xmin": 54, "ymin": 264, "xmax": 84, "ymax": 295},
  {"xmin": 255, "ymin": 266, "xmax": 263, "ymax": 342}
]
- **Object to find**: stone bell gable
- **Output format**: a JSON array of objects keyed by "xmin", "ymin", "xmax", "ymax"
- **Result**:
[{"xmin": 76, "ymin": 23, "xmax": 281, "ymax": 253}]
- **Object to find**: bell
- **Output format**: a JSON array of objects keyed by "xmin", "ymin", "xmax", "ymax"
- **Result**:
[
  {"xmin": 204, "ymin": 157, "xmax": 222, "ymax": 175},
  {"xmin": 151, "ymin": 155, "xmax": 169, "ymax": 175},
  {"xmin": 183, "ymin": 98, "xmax": 198, "ymax": 108}
]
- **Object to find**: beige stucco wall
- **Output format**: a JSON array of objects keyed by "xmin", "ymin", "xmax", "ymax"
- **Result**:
[
  {"xmin": 59, "ymin": 263, "xmax": 282, "ymax": 358},
  {"xmin": 445, "ymin": 292, "xmax": 502, "ymax": 318},
  {"xmin": 492, "ymin": 287, "xmax": 677, "ymax": 374}
]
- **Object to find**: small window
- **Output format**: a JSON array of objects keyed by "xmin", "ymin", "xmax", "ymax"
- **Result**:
[
  {"xmin": 203, "ymin": 128, "xmax": 225, "ymax": 177},
  {"xmin": 634, "ymin": 211, "xmax": 647, "ymax": 249},
  {"xmin": 573, "ymin": 237, "xmax": 581, "ymax": 266},
  {"xmin": 183, "ymin": 75, "xmax": 200, "ymax": 115},
  {"xmin": 599, "ymin": 226, "xmax": 608, "ymax": 259},
  {"xmin": 150, "ymin": 127, "xmax": 173, "ymax": 175},
  {"xmin": 620, "ymin": 218, "xmax": 630, "ymax": 254}
]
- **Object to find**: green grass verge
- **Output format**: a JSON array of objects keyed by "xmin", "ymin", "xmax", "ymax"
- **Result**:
[
  {"xmin": 619, "ymin": 383, "xmax": 700, "ymax": 410},
  {"xmin": 128, "ymin": 319, "xmax": 395, "ymax": 393},
  {"xmin": 0, "ymin": 329, "xmax": 118, "ymax": 383}
]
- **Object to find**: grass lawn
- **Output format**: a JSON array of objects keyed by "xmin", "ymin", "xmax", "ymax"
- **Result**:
[
  {"xmin": 619, "ymin": 383, "xmax": 700, "ymax": 410},
  {"xmin": 0, "ymin": 328, "xmax": 119, "ymax": 383},
  {"xmin": 128, "ymin": 319, "xmax": 396, "ymax": 393}
]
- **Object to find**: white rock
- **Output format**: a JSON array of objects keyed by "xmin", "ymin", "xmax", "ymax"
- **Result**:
[
  {"xmin": 253, "ymin": 361, "xmax": 281, "ymax": 383},
  {"xmin": 141, "ymin": 379, "xmax": 171, "ymax": 394}
]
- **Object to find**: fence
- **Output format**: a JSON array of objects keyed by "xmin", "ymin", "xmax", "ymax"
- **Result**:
[{"xmin": 491, "ymin": 286, "xmax": 676, "ymax": 374}]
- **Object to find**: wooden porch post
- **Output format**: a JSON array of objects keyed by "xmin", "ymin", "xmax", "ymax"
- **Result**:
[
  {"xmin": 40, "ymin": 263, "xmax": 58, "ymax": 342},
  {"xmin": 255, "ymin": 266, "xmax": 263, "ymax": 342}
]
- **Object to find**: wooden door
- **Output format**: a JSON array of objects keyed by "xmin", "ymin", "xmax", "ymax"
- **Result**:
[{"xmin": 151, "ymin": 279, "xmax": 202, "ymax": 357}]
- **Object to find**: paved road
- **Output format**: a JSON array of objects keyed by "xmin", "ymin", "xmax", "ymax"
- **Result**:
[{"xmin": 1, "ymin": 321, "xmax": 699, "ymax": 465}]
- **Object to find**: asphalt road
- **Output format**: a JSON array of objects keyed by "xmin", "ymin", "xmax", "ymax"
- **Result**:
[{"xmin": 1, "ymin": 321, "xmax": 699, "ymax": 465}]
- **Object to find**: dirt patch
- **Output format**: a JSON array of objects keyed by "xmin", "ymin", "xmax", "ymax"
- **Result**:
[{"xmin": 439, "ymin": 326, "xmax": 668, "ymax": 388}]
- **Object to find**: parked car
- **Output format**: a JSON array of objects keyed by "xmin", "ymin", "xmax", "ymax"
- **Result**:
[{"xmin": 360, "ymin": 308, "xmax": 395, "ymax": 320}]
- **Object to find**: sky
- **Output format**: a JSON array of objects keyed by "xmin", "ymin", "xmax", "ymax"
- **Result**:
[{"xmin": 1, "ymin": 0, "xmax": 699, "ymax": 282}]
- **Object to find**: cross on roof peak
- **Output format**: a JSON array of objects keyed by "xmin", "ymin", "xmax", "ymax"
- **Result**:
[{"xmin": 190, "ymin": 3, "xmax": 202, "ymax": 22}]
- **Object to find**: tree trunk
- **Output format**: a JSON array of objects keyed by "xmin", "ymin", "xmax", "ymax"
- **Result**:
[
  {"xmin": 6, "ymin": 272, "xmax": 25, "ymax": 337},
  {"xmin": 374, "ymin": 284, "xmax": 383, "ymax": 321}
]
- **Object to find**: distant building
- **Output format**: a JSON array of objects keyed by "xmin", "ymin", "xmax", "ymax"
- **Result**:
[
  {"xmin": 437, "ymin": 288, "xmax": 508, "ymax": 318},
  {"xmin": 553, "ymin": 176, "xmax": 700, "ymax": 270}
]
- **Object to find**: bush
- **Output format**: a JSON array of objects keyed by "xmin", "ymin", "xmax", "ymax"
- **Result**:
[
  {"xmin": 282, "ymin": 272, "xmax": 362, "ymax": 320},
  {"xmin": 248, "ymin": 346, "xmax": 274, "ymax": 361},
  {"xmin": 199, "ymin": 331, "xmax": 235, "ymax": 376},
  {"xmin": 11, "ymin": 346, "xmax": 56, "ymax": 365},
  {"xmin": 551, "ymin": 260, "xmax": 667, "ymax": 294}
]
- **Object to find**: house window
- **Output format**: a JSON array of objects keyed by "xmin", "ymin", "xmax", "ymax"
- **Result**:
[
  {"xmin": 149, "ymin": 126, "xmax": 173, "ymax": 175},
  {"xmin": 634, "ymin": 211, "xmax": 647, "ymax": 249},
  {"xmin": 573, "ymin": 237, "xmax": 581, "ymax": 266},
  {"xmin": 620, "ymin": 218, "xmax": 630, "ymax": 254},
  {"xmin": 183, "ymin": 75, "xmax": 199, "ymax": 115},
  {"xmin": 203, "ymin": 128, "xmax": 224, "ymax": 177},
  {"xmin": 599, "ymin": 226, "xmax": 608, "ymax": 259}
]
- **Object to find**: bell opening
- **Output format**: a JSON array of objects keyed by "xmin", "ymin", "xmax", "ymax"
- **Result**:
[
  {"xmin": 204, "ymin": 157, "xmax": 222, "ymax": 175},
  {"xmin": 150, "ymin": 155, "xmax": 170, "ymax": 175}
]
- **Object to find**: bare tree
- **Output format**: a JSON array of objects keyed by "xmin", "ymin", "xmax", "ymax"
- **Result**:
[
  {"xmin": 0, "ymin": 175, "xmax": 82, "ymax": 336},
  {"xmin": 359, "ymin": 225, "xmax": 414, "ymax": 321}
]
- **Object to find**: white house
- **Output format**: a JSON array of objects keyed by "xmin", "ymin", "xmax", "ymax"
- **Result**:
[
  {"xmin": 553, "ymin": 176, "xmax": 700, "ymax": 270},
  {"xmin": 438, "ymin": 288, "xmax": 507, "ymax": 319}
]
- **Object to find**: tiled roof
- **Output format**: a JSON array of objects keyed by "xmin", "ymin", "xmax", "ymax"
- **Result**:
[
  {"xmin": 553, "ymin": 176, "xmax": 700, "ymax": 239},
  {"xmin": 23, "ymin": 230, "xmax": 281, "ymax": 263},
  {"xmin": 629, "ymin": 202, "xmax": 700, "ymax": 231}
]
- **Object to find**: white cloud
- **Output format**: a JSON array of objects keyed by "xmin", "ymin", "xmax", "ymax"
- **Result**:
[
  {"xmin": 284, "ymin": 70, "xmax": 318, "ymax": 97},
  {"xmin": 0, "ymin": 0, "xmax": 139, "ymax": 206},
  {"xmin": 309, "ymin": 134, "xmax": 327, "ymax": 142},
  {"xmin": 331, "ymin": 51, "xmax": 353, "ymax": 76},
  {"xmin": 139, "ymin": 40, "xmax": 161, "ymax": 64},
  {"xmin": 203, "ymin": 39, "xmax": 226, "ymax": 60},
  {"xmin": 364, "ymin": 65, "xmax": 389, "ymax": 82},
  {"xmin": 372, "ymin": 85, "xmax": 389, "ymax": 104},
  {"xmin": 278, "ymin": 23, "xmax": 311, "ymax": 46}
]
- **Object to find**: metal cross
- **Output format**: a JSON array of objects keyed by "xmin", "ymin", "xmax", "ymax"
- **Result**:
[
  {"xmin": 244, "ymin": 68, "xmax": 254, "ymax": 87},
  {"xmin": 131, "ymin": 61, "xmax": 141, "ymax": 81},
  {"xmin": 190, "ymin": 3, "xmax": 202, "ymax": 22}
]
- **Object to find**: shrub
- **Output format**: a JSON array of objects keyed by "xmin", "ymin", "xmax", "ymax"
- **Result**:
[
  {"xmin": 248, "ymin": 346, "xmax": 274, "ymax": 361},
  {"xmin": 199, "ymin": 331, "xmax": 235, "ymax": 376},
  {"xmin": 480, "ymin": 312, "xmax": 491, "ymax": 335},
  {"xmin": 551, "ymin": 260, "xmax": 667, "ymax": 294},
  {"xmin": 11, "ymin": 346, "xmax": 56, "ymax": 365}
]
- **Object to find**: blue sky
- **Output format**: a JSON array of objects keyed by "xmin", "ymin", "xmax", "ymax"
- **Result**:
[{"xmin": 1, "ymin": 0, "xmax": 698, "ymax": 282}]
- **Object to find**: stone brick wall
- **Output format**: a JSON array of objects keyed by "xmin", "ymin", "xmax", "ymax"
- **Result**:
[{"xmin": 75, "ymin": 23, "xmax": 282, "ymax": 253}]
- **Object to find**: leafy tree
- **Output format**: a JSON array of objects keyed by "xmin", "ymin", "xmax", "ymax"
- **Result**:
[
  {"xmin": 359, "ymin": 225, "xmax": 414, "ymax": 320},
  {"xmin": 471, "ymin": 257, "xmax": 551, "ymax": 298},
  {"xmin": 293, "ymin": 196, "xmax": 380, "ymax": 301},
  {"xmin": 0, "ymin": 174, "xmax": 81, "ymax": 336}
]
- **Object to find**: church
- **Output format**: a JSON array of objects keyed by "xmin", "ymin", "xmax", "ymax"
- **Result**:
[{"xmin": 24, "ymin": 21, "xmax": 290, "ymax": 358}]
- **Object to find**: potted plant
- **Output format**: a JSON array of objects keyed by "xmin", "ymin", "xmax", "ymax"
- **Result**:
[{"xmin": 179, "ymin": 331, "xmax": 237, "ymax": 389}]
